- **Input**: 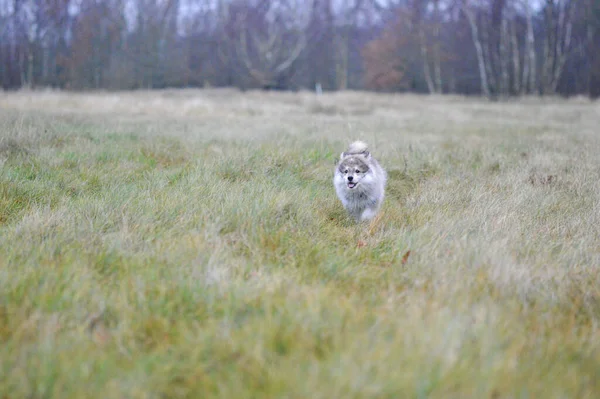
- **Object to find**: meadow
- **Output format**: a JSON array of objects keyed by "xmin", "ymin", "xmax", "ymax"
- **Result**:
[{"xmin": 1, "ymin": 89, "xmax": 599, "ymax": 398}]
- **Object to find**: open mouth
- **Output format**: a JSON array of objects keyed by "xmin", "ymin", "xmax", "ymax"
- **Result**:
[{"xmin": 347, "ymin": 182, "xmax": 357, "ymax": 189}]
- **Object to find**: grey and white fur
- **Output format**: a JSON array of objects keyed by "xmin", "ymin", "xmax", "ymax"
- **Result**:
[{"xmin": 334, "ymin": 141, "xmax": 387, "ymax": 222}]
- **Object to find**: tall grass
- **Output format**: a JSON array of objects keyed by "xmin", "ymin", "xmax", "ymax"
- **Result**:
[{"xmin": 1, "ymin": 89, "xmax": 600, "ymax": 398}]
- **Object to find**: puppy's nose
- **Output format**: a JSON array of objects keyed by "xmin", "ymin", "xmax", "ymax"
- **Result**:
[{"xmin": 347, "ymin": 176, "xmax": 353, "ymax": 182}]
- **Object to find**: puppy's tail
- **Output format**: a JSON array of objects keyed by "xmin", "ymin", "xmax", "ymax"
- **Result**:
[{"xmin": 346, "ymin": 140, "xmax": 369, "ymax": 155}]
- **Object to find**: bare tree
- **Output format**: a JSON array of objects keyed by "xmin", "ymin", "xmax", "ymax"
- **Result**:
[
  {"xmin": 234, "ymin": 0, "xmax": 307, "ymax": 89},
  {"xmin": 416, "ymin": 4, "xmax": 436, "ymax": 93},
  {"xmin": 510, "ymin": 16, "xmax": 521, "ymax": 93},
  {"xmin": 0, "ymin": 0, "xmax": 592, "ymax": 98},
  {"xmin": 463, "ymin": 2, "xmax": 491, "ymax": 96},
  {"xmin": 583, "ymin": 0, "xmax": 599, "ymax": 96},
  {"xmin": 431, "ymin": 0, "xmax": 443, "ymax": 92},
  {"xmin": 412, "ymin": 0, "xmax": 443, "ymax": 93},
  {"xmin": 333, "ymin": 0, "xmax": 383, "ymax": 90},
  {"xmin": 333, "ymin": 0, "xmax": 359, "ymax": 91},
  {"xmin": 134, "ymin": 0, "xmax": 183, "ymax": 88},
  {"xmin": 306, "ymin": 0, "xmax": 335, "ymax": 90},
  {"xmin": 499, "ymin": 11, "xmax": 510, "ymax": 95},
  {"xmin": 541, "ymin": 0, "xmax": 573, "ymax": 94}
]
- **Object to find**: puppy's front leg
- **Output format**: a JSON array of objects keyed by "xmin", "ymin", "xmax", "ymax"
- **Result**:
[{"xmin": 360, "ymin": 207, "xmax": 377, "ymax": 222}]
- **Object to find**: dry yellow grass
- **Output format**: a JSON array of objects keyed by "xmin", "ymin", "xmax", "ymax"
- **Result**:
[{"xmin": 1, "ymin": 89, "xmax": 600, "ymax": 398}]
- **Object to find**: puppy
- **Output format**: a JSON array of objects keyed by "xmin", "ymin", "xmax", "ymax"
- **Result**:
[{"xmin": 333, "ymin": 141, "xmax": 387, "ymax": 222}]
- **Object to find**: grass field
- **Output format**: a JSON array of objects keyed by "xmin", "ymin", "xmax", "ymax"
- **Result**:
[{"xmin": 1, "ymin": 89, "xmax": 600, "ymax": 398}]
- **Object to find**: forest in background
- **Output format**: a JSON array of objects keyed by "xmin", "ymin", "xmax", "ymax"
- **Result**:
[{"xmin": 0, "ymin": 0, "xmax": 599, "ymax": 97}]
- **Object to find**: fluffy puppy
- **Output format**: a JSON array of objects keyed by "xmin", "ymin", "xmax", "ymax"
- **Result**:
[{"xmin": 333, "ymin": 141, "xmax": 387, "ymax": 222}]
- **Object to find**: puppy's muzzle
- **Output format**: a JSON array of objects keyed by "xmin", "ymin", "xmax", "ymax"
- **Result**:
[{"xmin": 347, "ymin": 176, "xmax": 357, "ymax": 189}]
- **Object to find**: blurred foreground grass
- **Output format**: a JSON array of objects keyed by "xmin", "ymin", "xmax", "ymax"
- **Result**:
[{"xmin": 1, "ymin": 89, "xmax": 600, "ymax": 398}]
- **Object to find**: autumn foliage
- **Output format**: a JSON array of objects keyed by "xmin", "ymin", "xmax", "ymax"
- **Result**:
[
  {"xmin": 363, "ymin": 26, "xmax": 408, "ymax": 91},
  {"xmin": 0, "ymin": 0, "xmax": 598, "ymax": 96}
]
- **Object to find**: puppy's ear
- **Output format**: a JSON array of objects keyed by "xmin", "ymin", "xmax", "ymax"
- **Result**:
[
  {"xmin": 340, "ymin": 152, "xmax": 347, "ymax": 160},
  {"xmin": 362, "ymin": 151, "xmax": 370, "ymax": 158}
]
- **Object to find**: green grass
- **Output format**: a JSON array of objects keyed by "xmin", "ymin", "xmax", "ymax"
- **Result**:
[{"xmin": 1, "ymin": 89, "xmax": 600, "ymax": 398}]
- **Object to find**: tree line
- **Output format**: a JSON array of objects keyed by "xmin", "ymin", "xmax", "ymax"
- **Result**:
[{"xmin": 0, "ymin": 0, "xmax": 598, "ymax": 97}]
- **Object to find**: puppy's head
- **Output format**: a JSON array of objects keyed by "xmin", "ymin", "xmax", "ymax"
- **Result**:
[{"xmin": 337, "ymin": 154, "xmax": 370, "ymax": 190}]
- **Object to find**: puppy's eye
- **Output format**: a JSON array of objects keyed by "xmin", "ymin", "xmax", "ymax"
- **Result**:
[
  {"xmin": 355, "ymin": 169, "xmax": 361, "ymax": 173},
  {"xmin": 344, "ymin": 170, "xmax": 348, "ymax": 174}
]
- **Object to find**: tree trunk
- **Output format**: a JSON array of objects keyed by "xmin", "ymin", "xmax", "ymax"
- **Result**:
[
  {"xmin": 42, "ymin": 45, "xmax": 48, "ymax": 85},
  {"xmin": 586, "ymin": 3, "xmax": 595, "ymax": 96},
  {"xmin": 463, "ymin": 5, "xmax": 490, "ymax": 97},
  {"xmin": 523, "ymin": 0, "xmax": 536, "ymax": 94},
  {"xmin": 510, "ymin": 18, "xmax": 521, "ymax": 94},
  {"xmin": 541, "ymin": 0, "xmax": 556, "ymax": 94},
  {"xmin": 541, "ymin": 0, "xmax": 572, "ymax": 94},
  {"xmin": 27, "ymin": 51, "xmax": 34, "ymax": 88},
  {"xmin": 481, "ymin": 13, "xmax": 496, "ymax": 92},
  {"xmin": 418, "ymin": 25, "xmax": 436, "ymax": 93},
  {"xmin": 500, "ymin": 14, "xmax": 509, "ymax": 96},
  {"xmin": 335, "ymin": 28, "xmax": 349, "ymax": 90},
  {"xmin": 432, "ymin": 0, "xmax": 443, "ymax": 93},
  {"xmin": 448, "ymin": 73, "xmax": 456, "ymax": 93},
  {"xmin": 551, "ymin": 1, "xmax": 572, "ymax": 92}
]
